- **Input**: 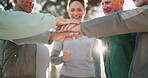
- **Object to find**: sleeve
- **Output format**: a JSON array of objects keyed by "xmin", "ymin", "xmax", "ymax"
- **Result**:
[
  {"xmin": 0, "ymin": 10, "xmax": 56, "ymax": 40},
  {"xmin": 80, "ymin": 5, "xmax": 148, "ymax": 38},
  {"xmin": 92, "ymin": 39, "xmax": 101, "ymax": 78},
  {"xmin": 50, "ymin": 41, "xmax": 63, "ymax": 65},
  {"xmin": 12, "ymin": 31, "xmax": 52, "ymax": 45}
]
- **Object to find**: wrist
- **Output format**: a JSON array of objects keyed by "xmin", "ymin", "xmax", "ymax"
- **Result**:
[{"xmin": 48, "ymin": 31, "xmax": 54, "ymax": 44}]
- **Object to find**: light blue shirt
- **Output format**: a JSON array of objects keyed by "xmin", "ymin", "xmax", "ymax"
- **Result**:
[{"xmin": 0, "ymin": 8, "xmax": 56, "ymax": 40}]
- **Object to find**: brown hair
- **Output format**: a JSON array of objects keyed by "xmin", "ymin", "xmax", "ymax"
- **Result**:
[{"xmin": 67, "ymin": 0, "xmax": 88, "ymax": 9}]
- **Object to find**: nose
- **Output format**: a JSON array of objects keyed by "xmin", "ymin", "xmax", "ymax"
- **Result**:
[
  {"xmin": 102, "ymin": 4, "xmax": 108, "ymax": 10},
  {"xmin": 73, "ymin": 10, "xmax": 78, "ymax": 15}
]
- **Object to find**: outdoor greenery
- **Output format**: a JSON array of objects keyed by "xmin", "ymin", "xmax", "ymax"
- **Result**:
[{"xmin": 0, "ymin": 0, "xmax": 101, "ymax": 19}]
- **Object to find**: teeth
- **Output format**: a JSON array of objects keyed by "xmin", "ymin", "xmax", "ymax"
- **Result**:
[{"xmin": 73, "ymin": 16, "xmax": 80, "ymax": 19}]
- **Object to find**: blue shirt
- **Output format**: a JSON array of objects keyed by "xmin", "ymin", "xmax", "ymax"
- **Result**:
[{"xmin": 0, "ymin": 8, "xmax": 56, "ymax": 40}]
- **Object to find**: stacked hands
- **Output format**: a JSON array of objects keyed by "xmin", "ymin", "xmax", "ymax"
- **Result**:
[{"xmin": 50, "ymin": 17, "xmax": 83, "ymax": 42}]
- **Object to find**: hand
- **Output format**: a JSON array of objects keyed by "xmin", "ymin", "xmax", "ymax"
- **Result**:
[
  {"xmin": 62, "ymin": 52, "xmax": 72, "ymax": 62},
  {"xmin": 49, "ymin": 31, "xmax": 79, "ymax": 42},
  {"xmin": 58, "ymin": 24, "xmax": 79, "ymax": 32},
  {"xmin": 57, "ymin": 24, "xmax": 83, "ymax": 39},
  {"xmin": 56, "ymin": 17, "xmax": 81, "ymax": 26}
]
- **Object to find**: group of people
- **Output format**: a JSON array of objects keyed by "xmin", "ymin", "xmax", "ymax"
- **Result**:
[{"xmin": 0, "ymin": 0, "xmax": 148, "ymax": 78}]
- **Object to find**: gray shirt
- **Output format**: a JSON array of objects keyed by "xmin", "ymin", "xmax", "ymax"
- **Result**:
[
  {"xmin": 51, "ymin": 36, "xmax": 97, "ymax": 77},
  {"xmin": 13, "ymin": 31, "xmax": 52, "ymax": 78},
  {"xmin": 36, "ymin": 44, "xmax": 51, "ymax": 78}
]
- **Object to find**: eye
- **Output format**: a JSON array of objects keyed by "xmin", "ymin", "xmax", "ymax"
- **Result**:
[
  {"xmin": 77, "ymin": 8, "xmax": 83, "ymax": 12},
  {"xmin": 70, "ymin": 9, "xmax": 75, "ymax": 12},
  {"xmin": 105, "ymin": 1, "xmax": 111, "ymax": 5},
  {"xmin": 102, "ymin": 2, "xmax": 104, "ymax": 5},
  {"xmin": 78, "ymin": 9, "xmax": 82, "ymax": 12},
  {"xmin": 25, "ymin": 2, "xmax": 34, "ymax": 6}
]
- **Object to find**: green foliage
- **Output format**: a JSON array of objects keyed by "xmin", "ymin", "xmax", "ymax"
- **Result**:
[
  {"xmin": 0, "ymin": 0, "xmax": 101, "ymax": 19},
  {"xmin": 0, "ymin": 0, "xmax": 13, "ymax": 10}
]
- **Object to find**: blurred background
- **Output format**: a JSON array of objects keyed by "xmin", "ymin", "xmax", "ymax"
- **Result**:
[
  {"xmin": 0, "ymin": 0, "xmax": 136, "ymax": 78},
  {"xmin": 0, "ymin": 0, "xmax": 102, "ymax": 20}
]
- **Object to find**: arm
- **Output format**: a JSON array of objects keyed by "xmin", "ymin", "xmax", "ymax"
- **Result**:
[
  {"xmin": 92, "ymin": 39, "xmax": 101, "ymax": 78},
  {"xmin": 0, "ymin": 10, "xmax": 80, "ymax": 40},
  {"xmin": 50, "ymin": 41, "xmax": 63, "ymax": 65},
  {"xmin": 13, "ymin": 31, "xmax": 52, "ymax": 45},
  {"xmin": 0, "ymin": 10, "xmax": 56, "ymax": 40},
  {"xmin": 13, "ymin": 31, "xmax": 79, "ymax": 45},
  {"xmin": 80, "ymin": 5, "xmax": 148, "ymax": 38}
]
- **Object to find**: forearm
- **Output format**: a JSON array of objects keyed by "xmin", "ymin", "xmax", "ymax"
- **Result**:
[
  {"xmin": 0, "ymin": 10, "xmax": 56, "ymax": 40},
  {"xmin": 13, "ymin": 31, "xmax": 52, "ymax": 45},
  {"xmin": 80, "ymin": 5, "xmax": 148, "ymax": 38},
  {"xmin": 51, "ymin": 50, "xmax": 63, "ymax": 65}
]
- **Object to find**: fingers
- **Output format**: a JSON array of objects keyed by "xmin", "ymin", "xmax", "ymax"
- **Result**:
[
  {"xmin": 71, "ymin": 25, "xmax": 80, "ymax": 32},
  {"xmin": 67, "ymin": 24, "xmax": 77, "ymax": 31},
  {"xmin": 64, "ymin": 37, "xmax": 73, "ymax": 41},
  {"xmin": 62, "ymin": 52, "xmax": 72, "ymax": 62},
  {"xmin": 58, "ymin": 24, "xmax": 79, "ymax": 32},
  {"xmin": 62, "ymin": 24, "xmax": 71, "ymax": 31},
  {"xmin": 56, "ymin": 17, "xmax": 81, "ymax": 26},
  {"xmin": 67, "ymin": 19, "xmax": 81, "ymax": 25},
  {"xmin": 61, "ymin": 32, "xmax": 79, "ymax": 37}
]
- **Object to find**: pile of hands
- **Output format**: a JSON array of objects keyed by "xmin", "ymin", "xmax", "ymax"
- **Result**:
[{"xmin": 50, "ymin": 17, "xmax": 83, "ymax": 42}]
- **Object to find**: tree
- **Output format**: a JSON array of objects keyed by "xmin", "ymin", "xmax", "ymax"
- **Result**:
[
  {"xmin": 0, "ymin": 0, "xmax": 101, "ymax": 19},
  {"xmin": 0, "ymin": 0, "xmax": 12, "ymax": 10},
  {"xmin": 38, "ymin": 0, "xmax": 101, "ymax": 19}
]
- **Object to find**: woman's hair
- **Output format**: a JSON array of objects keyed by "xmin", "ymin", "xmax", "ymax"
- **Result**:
[{"xmin": 67, "ymin": 0, "xmax": 88, "ymax": 9}]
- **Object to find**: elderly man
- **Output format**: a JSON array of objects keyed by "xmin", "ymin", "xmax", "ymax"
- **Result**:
[
  {"xmin": 0, "ymin": 0, "xmax": 78, "ymax": 78},
  {"xmin": 0, "ymin": 0, "xmax": 80, "ymax": 40},
  {"xmin": 99, "ymin": 0, "xmax": 136, "ymax": 78},
  {"xmin": 62, "ymin": 0, "xmax": 148, "ymax": 78}
]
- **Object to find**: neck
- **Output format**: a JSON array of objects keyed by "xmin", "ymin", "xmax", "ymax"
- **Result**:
[{"xmin": 13, "ymin": 6, "xmax": 24, "ymax": 11}]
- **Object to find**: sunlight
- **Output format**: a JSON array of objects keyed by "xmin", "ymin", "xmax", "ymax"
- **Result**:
[
  {"xmin": 92, "ymin": 0, "xmax": 136, "ymax": 18},
  {"xmin": 124, "ymin": 0, "xmax": 136, "ymax": 10}
]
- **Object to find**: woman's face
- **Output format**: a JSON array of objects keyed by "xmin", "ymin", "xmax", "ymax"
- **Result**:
[{"xmin": 68, "ymin": 1, "xmax": 86, "ymax": 21}]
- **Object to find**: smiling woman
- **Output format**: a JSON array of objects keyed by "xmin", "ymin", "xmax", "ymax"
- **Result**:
[
  {"xmin": 67, "ymin": 0, "xmax": 87, "ymax": 21},
  {"xmin": 50, "ymin": 0, "xmax": 101, "ymax": 78}
]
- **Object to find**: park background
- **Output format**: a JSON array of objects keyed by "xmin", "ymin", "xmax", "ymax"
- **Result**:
[{"xmin": 0, "ymin": 0, "xmax": 136, "ymax": 78}]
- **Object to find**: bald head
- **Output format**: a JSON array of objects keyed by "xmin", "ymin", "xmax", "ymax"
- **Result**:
[{"xmin": 101, "ymin": 0, "xmax": 124, "ymax": 15}]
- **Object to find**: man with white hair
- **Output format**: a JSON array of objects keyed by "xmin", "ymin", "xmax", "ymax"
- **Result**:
[
  {"xmin": 0, "ymin": 0, "xmax": 78, "ymax": 78},
  {"xmin": 99, "ymin": 0, "xmax": 136, "ymax": 78},
  {"xmin": 0, "ymin": 0, "xmax": 80, "ymax": 40}
]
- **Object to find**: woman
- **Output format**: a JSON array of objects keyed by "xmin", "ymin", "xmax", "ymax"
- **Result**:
[{"xmin": 51, "ymin": 0, "xmax": 101, "ymax": 78}]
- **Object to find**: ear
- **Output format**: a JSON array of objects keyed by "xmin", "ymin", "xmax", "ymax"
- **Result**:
[
  {"xmin": 120, "ymin": 0, "xmax": 124, "ymax": 5},
  {"xmin": 67, "ymin": 10, "xmax": 71, "ymax": 18},
  {"xmin": 14, "ymin": 0, "xmax": 17, "ymax": 4},
  {"xmin": 14, "ymin": 0, "xmax": 18, "ymax": 6}
]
